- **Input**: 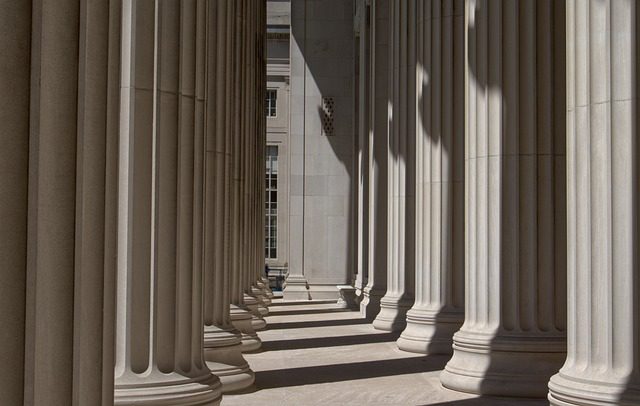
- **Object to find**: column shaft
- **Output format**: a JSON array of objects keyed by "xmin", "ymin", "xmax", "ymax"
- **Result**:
[
  {"xmin": 1, "ymin": 1, "xmax": 120, "ymax": 404},
  {"xmin": 203, "ymin": 0, "xmax": 255, "ymax": 392},
  {"xmin": 355, "ymin": 0, "xmax": 371, "ymax": 300},
  {"xmin": 441, "ymin": 0, "xmax": 567, "ymax": 397},
  {"xmin": 397, "ymin": 0, "xmax": 465, "ymax": 355},
  {"xmin": 228, "ymin": 0, "xmax": 263, "ymax": 351},
  {"xmin": 114, "ymin": 1, "xmax": 220, "ymax": 403},
  {"xmin": 373, "ymin": 0, "xmax": 417, "ymax": 332},
  {"xmin": 549, "ymin": 1, "xmax": 640, "ymax": 404},
  {"xmin": 362, "ymin": 0, "xmax": 390, "ymax": 320}
]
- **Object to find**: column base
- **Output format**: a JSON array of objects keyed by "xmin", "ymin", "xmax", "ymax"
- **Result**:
[
  {"xmin": 372, "ymin": 293, "xmax": 413, "ymax": 332},
  {"xmin": 336, "ymin": 285, "xmax": 359, "ymax": 310},
  {"xmin": 115, "ymin": 370, "xmax": 222, "ymax": 406},
  {"xmin": 396, "ymin": 306, "xmax": 463, "ymax": 354},
  {"xmin": 261, "ymin": 277, "xmax": 274, "ymax": 300},
  {"xmin": 229, "ymin": 304, "xmax": 261, "ymax": 352},
  {"xmin": 360, "ymin": 286, "xmax": 384, "ymax": 320},
  {"xmin": 283, "ymin": 274, "xmax": 311, "ymax": 300},
  {"xmin": 243, "ymin": 294, "xmax": 267, "ymax": 330},
  {"xmin": 548, "ymin": 370, "xmax": 640, "ymax": 406},
  {"xmin": 203, "ymin": 325, "xmax": 255, "ymax": 393},
  {"xmin": 250, "ymin": 286, "xmax": 270, "ymax": 315},
  {"xmin": 253, "ymin": 281, "xmax": 272, "ymax": 306},
  {"xmin": 440, "ymin": 329, "xmax": 566, "ymax": 398}
]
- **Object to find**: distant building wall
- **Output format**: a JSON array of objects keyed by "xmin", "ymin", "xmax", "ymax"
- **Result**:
[{"xmin": 288, "ymin": 0, "xmax": 356, "ymax": 298}]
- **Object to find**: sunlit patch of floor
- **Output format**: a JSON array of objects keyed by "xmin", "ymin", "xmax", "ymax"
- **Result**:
[{"xmin": 221, "ymin": 300, "xmax": 547, "ymax": 406}]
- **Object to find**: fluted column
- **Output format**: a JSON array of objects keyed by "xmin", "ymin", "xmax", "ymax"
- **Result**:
[
  {"xmin": 228, "ymin": 0, "xmax": 263, "ymax": 351},
  {"xmin": 548, "ymin": 1, "xmax": 640, "ymax": 404},
  {"xmin": 114, "ymin": 1, "xmax": 221, "ymax": 404},
  {"xmin": 241, "ymin": 0, "xmax": 269, "ymax": 324},
  {"xmin": 202, "ymin": 0, "xmax": 255, "ymax": 393},
  {"xmin": 397, "ymin": 0, "xmax": 465, "ymax": 355},
  {"xmin": 255, "ymin": 5, "xmax": 274, "ymax": 304},
  {"xmin": 373, "ymin": 0, "xmax": 416, "ymax": 332},
  {"xmin": 0, "ymin": 3, "xmax": 31, "ymax": 403},
  {"xmin": 441, "ymin": 0, "xmax": 566, "ymax": 397},
  {"xmin": 0, "ymin": 1, "xmax": 120, "ymax": 404},
  {"xmin": 247, "ymin": 0, "xmax": 272, "ymax": 313},
  {"xmin": 361, "ymin": 0, "xmax": 390, "ymax": 320},
  {"xmin": 355, "ymin": 0, "xmax": 371, "ymax": 301}
]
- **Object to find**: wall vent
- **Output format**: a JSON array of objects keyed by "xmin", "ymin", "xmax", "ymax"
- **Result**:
[{"xmin": 321, "ymin": 96, "xmax": 335, "ymax": 136}]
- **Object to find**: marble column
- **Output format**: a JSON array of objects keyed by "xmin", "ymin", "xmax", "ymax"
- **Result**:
[
  {"xmin": 202, "ymin": 0, "xmax": 255, "ymax": 394},
  {"xmin": 397, "ymin": 0, "xmax": 465, "ymax": 355},
  {"xmin": 548, "ymin": 1, "xmax": 640, "ymax": 404},
  {"xmin": 373, "ymin": 0, "xmax": 416, "ymax": 332},
  {"xmin": 0, "ymin": 1, "xmax": 120, "ymax": 404},
  {"xmin": 441, "ymin": 0, "xmax": 567, "ymax": 397},
  {"xmin": 361, "ymin": 0, "xmax": 390, "ymax": 320},
  {"xmin": 114, "ymin": 1, "xmax": 221, "ymax": 404}
]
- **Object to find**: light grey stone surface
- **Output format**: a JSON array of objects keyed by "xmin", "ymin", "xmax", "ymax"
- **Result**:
[
  {"xmin": 441, "ymin": 0, "xmax": 567, "ymax": 398},
  {"xmin": 548, "ymin": 1, "xmax": 640, "ymax": 404},
  {"xmin": 203, "ymin": 0, "xmax": 255, "ymax": 393},
  {"xmin": 285, "ymin": 0, "xmax": 356, "ymax": 300},
  {"xmin": 361, "ymin": 0, "xmax": 390, "ymax": 321},
  {"xmin": 372, "ymin": 0, "xmax": 417, "ymax": 333},
  {"xmin": 397, "ymin": 0, "xmax": 465, "ymax": 356},
  {"xmin": 222, "ymin": 300, "xmax": 548, "ymax": 406}
]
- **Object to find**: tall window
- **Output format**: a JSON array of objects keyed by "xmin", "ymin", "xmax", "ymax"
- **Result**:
[
  {"xmin": 265, "ymin": 89, "xmax": 277, "ymax": 117},
  {"xmin": 265, "ymin": 146, "xmax": 278, "ymax": 259}
]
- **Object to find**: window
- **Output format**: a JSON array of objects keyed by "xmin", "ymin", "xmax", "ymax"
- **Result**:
[
  {"xmin": 265, "ymin": 89, "xmax": 277, "ymax": 117},
  {"xmin": 265, "ymin": 146, "xmax": 278, "ymax": 259}
]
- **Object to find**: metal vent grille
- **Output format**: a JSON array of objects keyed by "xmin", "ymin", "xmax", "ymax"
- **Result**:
[{"xmin": 321, "ymin": 97, "xmax": 335, "ymax": 136}]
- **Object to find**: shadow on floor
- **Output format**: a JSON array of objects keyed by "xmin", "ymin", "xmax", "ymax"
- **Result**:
[
  {"xmin": 253, "ymin": 356, "xmax": 449, "ymax": 390},
  {"xmin": 261, "ymin": 332, "xmax": 401, "ymax": 351},
  {"xmin": 266, "ymin": 318, "xmax": 370, "ymax": 330},
  {"xmin": 268, "ymin": 299, "xmax": 338, "ymax": 307},
  {"xmin": 267, "ymin": 307, "xmax": 352, "ymax": 317},
  {"xmin": 421, "ymin": 396, "xmax": 548, "ymax": 406}
]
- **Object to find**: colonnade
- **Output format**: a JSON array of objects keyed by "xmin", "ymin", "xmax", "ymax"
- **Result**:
[
  {"xmin": 0, "ymin": 1, "xmax": 269, "ymax": 405},
  {"xmin": 356, "ymin": 0, "xmax": 640, "ymax": 403}
]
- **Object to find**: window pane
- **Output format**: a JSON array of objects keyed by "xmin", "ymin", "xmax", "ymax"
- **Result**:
[{"xmin": 264, "ymin": 145, "xmax": 279, "ymax": 260}]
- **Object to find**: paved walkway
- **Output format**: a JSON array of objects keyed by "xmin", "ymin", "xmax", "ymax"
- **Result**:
[{"xmin": 222, "ymin": 300, "xmax": 548, "ymax": 406}]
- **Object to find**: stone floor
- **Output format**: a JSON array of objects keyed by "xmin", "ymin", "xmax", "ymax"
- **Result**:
[{"xmin": 222, "ymin": 300, "xmax": 548, "ymax": 406}]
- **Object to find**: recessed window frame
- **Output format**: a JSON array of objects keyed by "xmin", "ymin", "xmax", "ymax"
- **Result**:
[
  {"xmin": 265, "ymin": 145, "xmax": 278, "ymax": 260},
  {"xmin": 265, "ymin": 89, "xmax": 277, "ymax": 118}
]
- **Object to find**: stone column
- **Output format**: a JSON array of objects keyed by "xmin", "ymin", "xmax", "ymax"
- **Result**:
[
  {"xmin": 397, "ymin": 0, "xmax": 465, "ymax": 355},
  {"xmin": 548, "ymin": 1, "xmax": 640, "ymax": 404},
  {"xmin": 202, "ymin": 0, "xmax": 255, "ymax": 393},
  {"xmin": 361, "ymin": 0, "xmax": 390, "ymax": 320},
  {"xmin": 441, "ymin": 0, "xmax": 566, "ymax": 397},
  {"xmin": 242, "ymin": 0, "xmax": 269, "ymax": 320},
  {"xmin": 229, "ymin": 0, "xmax": 263, "ymax": 351},
  {"xmin": 373, "ymin": 0, "xmax": 416, "ymax": 332},
  {"xmin": 354, "ymin": 0, "xmax": 371, "ymax": 301},
  {"xmin": 0, "ymin": 3, "xmax": 30, "ymax": 403},
  {"xmin": 248, "ymin": 0, "xmax": 272, "ymax": 313},
  {"xmin": 255, "ymin": 8, "xmax": 274, "ymax": 304},
  {"xmin": 114, "ymin": 1, "xmax": 221, "ymax": 404},
  {"xmin": 0, "ymin": 1, "xmax": 120, "ymax": 404}
]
